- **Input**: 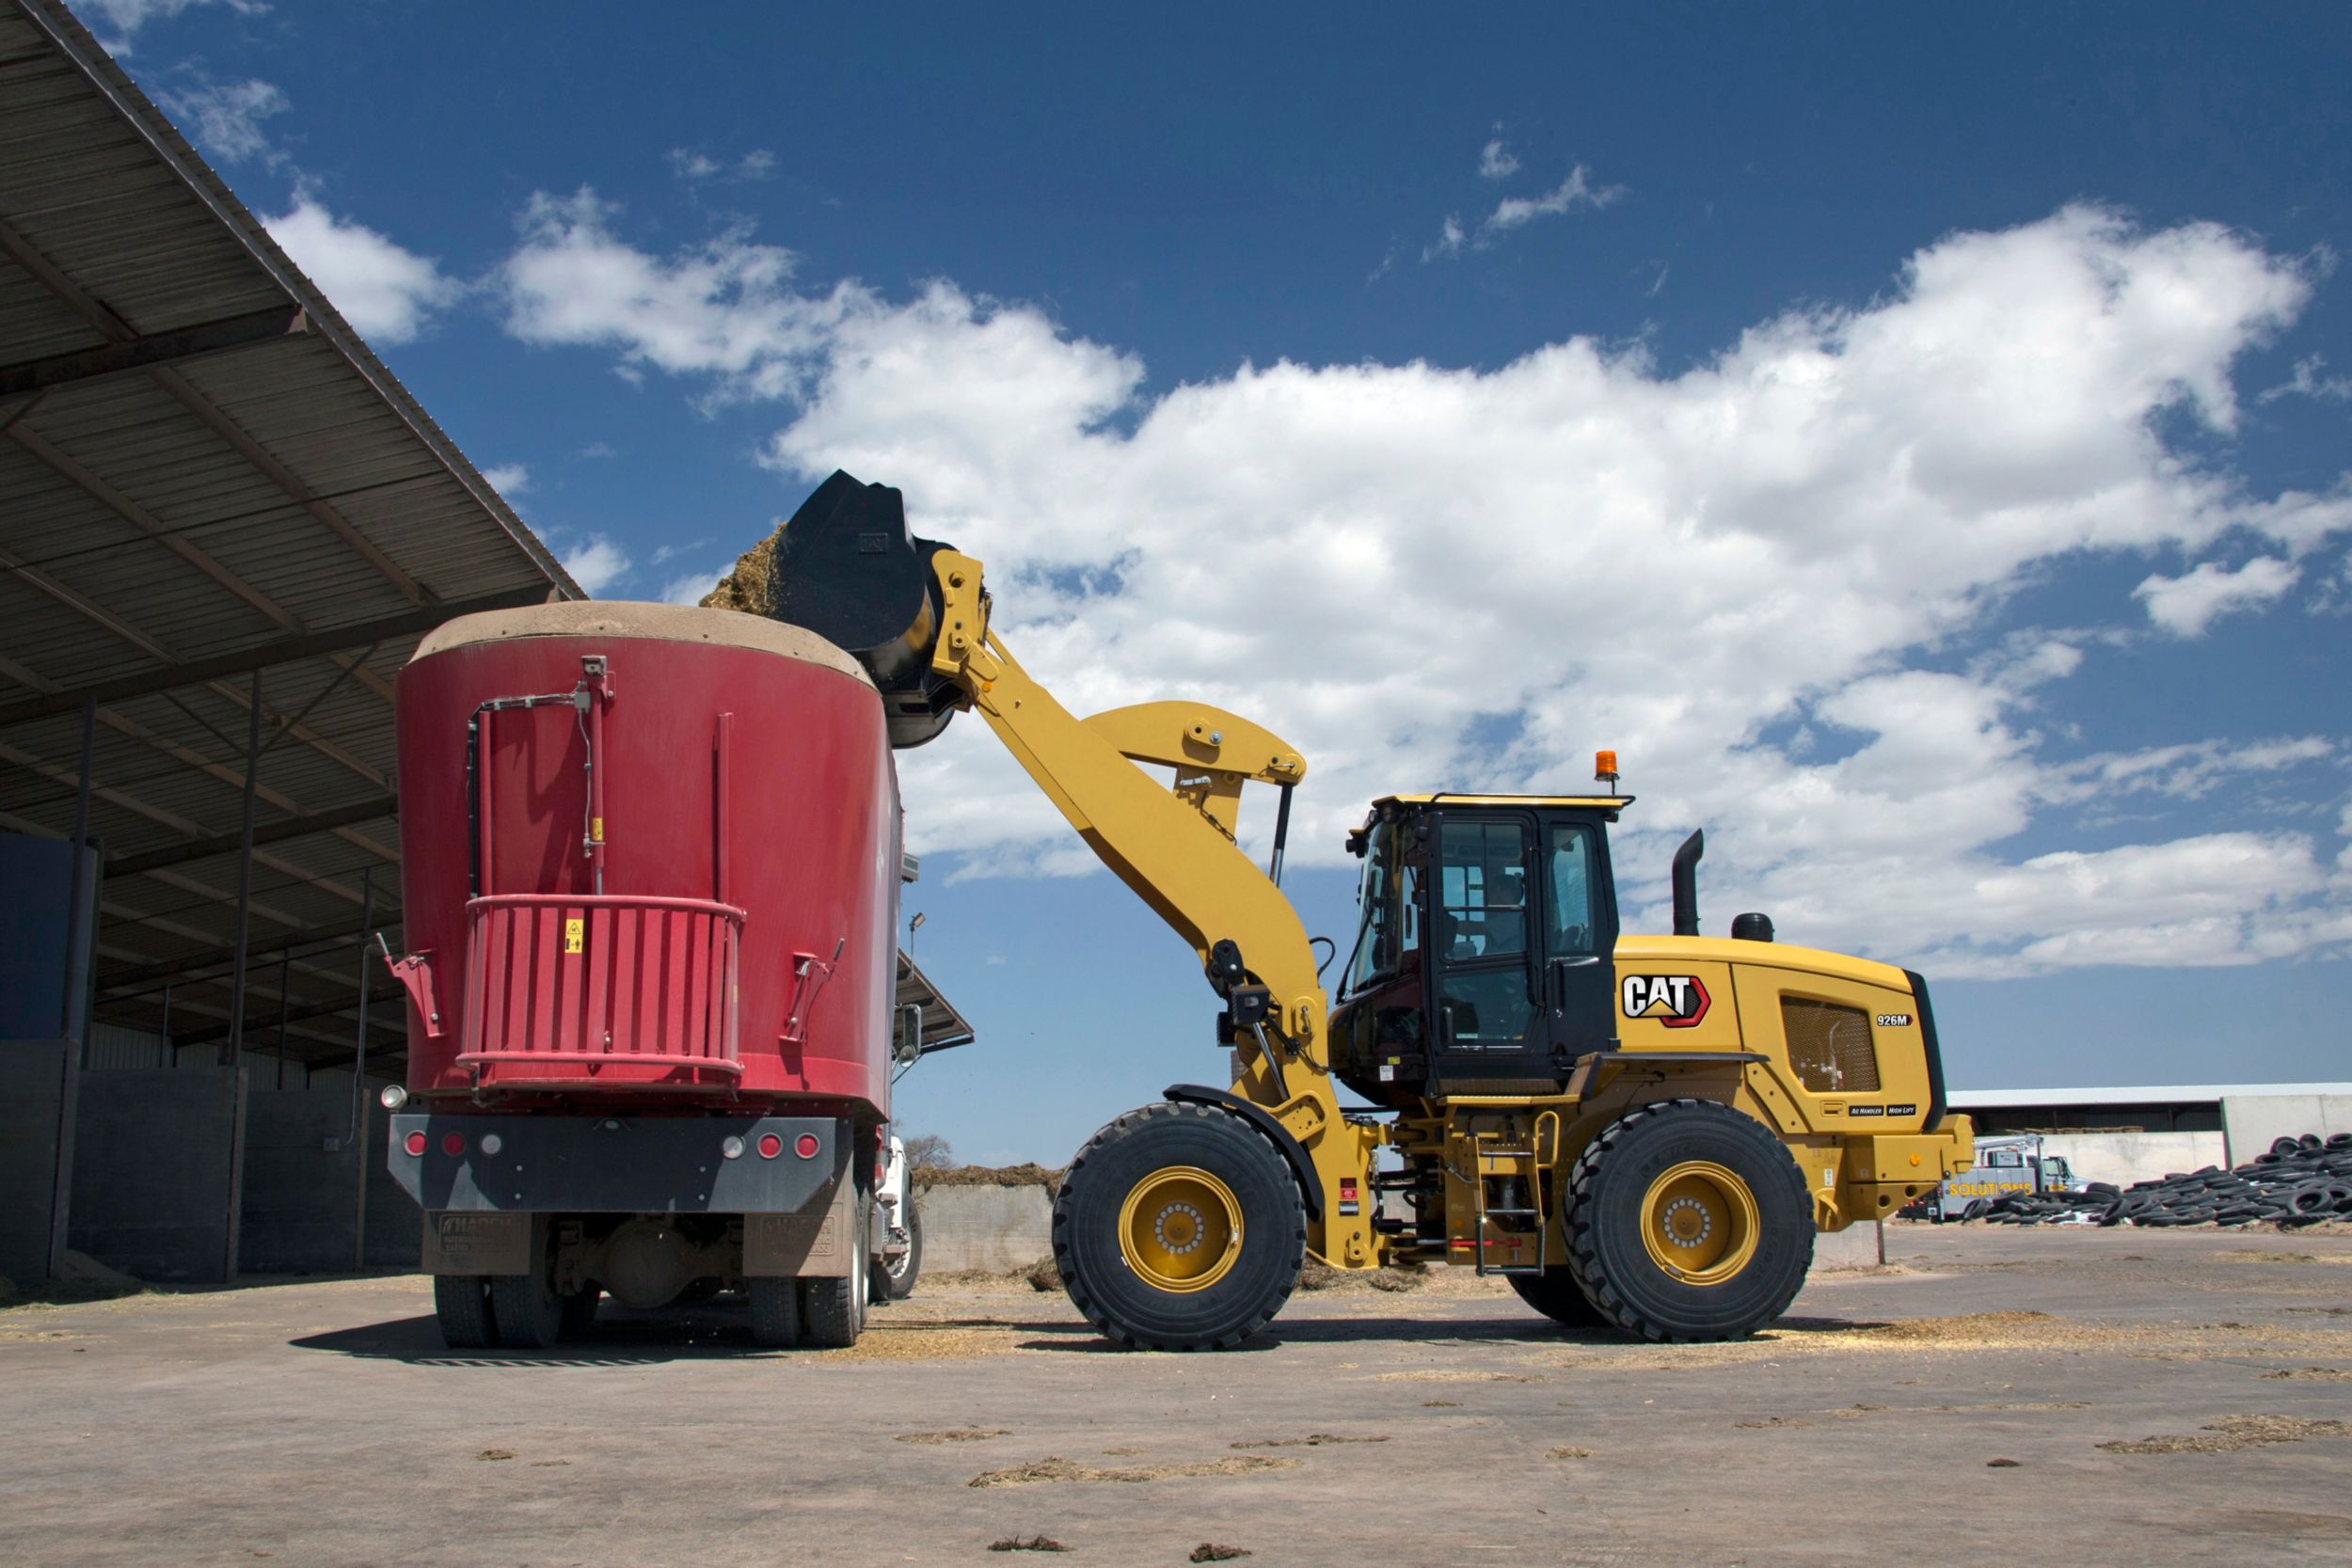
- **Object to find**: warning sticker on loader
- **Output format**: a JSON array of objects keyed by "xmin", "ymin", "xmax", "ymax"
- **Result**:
[
  {"xmin": 1621, "ymin": 974, "xmax": 1709, "ymax": 1029},
  {"xmin": 564, "ymin": 917, "xmax": 584, "ymax": 955}
]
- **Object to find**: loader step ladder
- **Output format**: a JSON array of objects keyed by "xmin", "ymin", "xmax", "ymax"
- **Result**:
[{"xmin": 1469, "ymin": 1111, "xmax": 1560, "ymax": 1277}]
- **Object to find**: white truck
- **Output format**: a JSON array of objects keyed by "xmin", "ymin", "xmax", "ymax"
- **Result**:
[{"xmin": 1934, "ymin": 1133, "xmax": 2076, "ymax": 1220}]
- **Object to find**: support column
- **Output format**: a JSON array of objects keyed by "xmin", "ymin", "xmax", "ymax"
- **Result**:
[{"xmin": 223, "ymin": 667, "xmax": 262, "ymax": 1069}]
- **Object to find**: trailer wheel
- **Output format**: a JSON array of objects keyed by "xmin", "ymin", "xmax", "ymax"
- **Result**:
[
  {"xmin": 748, "ymin": 1277, "xmax": 802, "ymax": 1347},
  {"xmin": 489, "ymin": 1263, "xmax": 565, "ymax": 1351},
  {"xmin": 1507, "ymin": 1268, "xmax": 1609, "ymax": 1329},
  {"xmin": 801, "ymin": 1199, "xmax": 871, "ymax": 1349},
  {"xmin": 433, "ymin": 1275, "xmax": 497, "ymax": 1349},
  {"xmin": 1053, "ymin": 1101, "xmax": 1304, "ymax": 1352},
  {"xmin": 1565, "ymin": 1099, "xmax": 1812, "ymax": 1343}
]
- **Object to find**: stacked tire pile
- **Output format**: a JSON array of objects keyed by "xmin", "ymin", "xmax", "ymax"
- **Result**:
[{"xmin": 1963, "ymin": 1133, "xmax": 2352, "ymax": 1227}]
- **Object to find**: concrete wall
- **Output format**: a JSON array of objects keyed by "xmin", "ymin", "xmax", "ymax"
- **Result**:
[
  {"xmin": 916, "ymin": 1183, "xmax": 1055, "ymax": 1273},
  {"xmin": 70, "ymin": 1068, "xmax": 243, "ymax": 1283},
  {"xmin": 240, "ymin": 1090, "xmax": 421, "ymax": 1275},
  {"xmin": 0, "ymin": 1041, "xmax": 72, "ymax": 1286},
  {"xmin": 2223, "ymin": 1094, "xmax": 2352, "ymax": 1164},
  {"xmin": 1813, "ymin": 1221, "xmax": 1884, "ymax": 1270},
  {"xmin": 2037, "ymin": 1130, "xmax": 2228, "ymax": 1188}
]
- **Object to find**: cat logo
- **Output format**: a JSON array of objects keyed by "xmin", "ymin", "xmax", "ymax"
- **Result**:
[{"xmin": 1621, "ymin": 974, "xmax": 1710, "ymax": 1029}]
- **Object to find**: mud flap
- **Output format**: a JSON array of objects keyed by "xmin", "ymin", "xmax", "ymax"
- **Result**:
[
  {"xmin": 744, "ymin": 1177, "xmax": 854, "ymax": 1278},
  {"xmin": 422, "ymin": 1211, "xmax": 533, "ymax": 1275}
]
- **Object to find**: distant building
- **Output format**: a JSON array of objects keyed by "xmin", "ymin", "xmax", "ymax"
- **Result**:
[{"xmin": 1947, "ymin": 1084, "xmax": 2352, "ymax": 1187}]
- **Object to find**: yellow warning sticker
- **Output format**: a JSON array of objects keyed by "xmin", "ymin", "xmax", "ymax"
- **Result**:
[
  {"xmin": 564, "ymin": 917, "xmax": 584, "ymax": 955},
  {"xmin": 591, "ymin": 817, "xmax": 603, "ymax": 842}
]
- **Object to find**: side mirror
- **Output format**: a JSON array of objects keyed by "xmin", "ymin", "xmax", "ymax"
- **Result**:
[{"xmin": 892, "ymin": 1002, "xmax": 924, "ymax": 1067}]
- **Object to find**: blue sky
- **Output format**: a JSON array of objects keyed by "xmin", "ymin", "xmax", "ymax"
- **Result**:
[{"xmin": 88, "ymin": 2, "xmax": 2352, "ymax": 1163}]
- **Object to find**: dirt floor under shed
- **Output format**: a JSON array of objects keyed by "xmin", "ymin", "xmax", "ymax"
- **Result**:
[{"xmin": 5, "ymin": 1224, "xmax": 2352, "ymax": 1566}]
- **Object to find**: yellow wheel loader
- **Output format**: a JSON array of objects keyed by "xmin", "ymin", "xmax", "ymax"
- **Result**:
[{"xmin": 748, "ymin": 471, "xmax": 1974, "ymax": 1351}]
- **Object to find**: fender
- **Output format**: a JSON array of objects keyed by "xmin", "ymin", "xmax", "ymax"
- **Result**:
[{"xmin": 1163, "ymin": 1084, "xmax": 1325, "ymax": 1222}]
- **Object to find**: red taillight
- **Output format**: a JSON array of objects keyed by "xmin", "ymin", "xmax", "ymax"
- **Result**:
[
  {"xmin": 756, "ymin": 1133, "xmax": 783, "ymax": 1160},
  {"xmin": 794, "ymin": 1133, "xmax": 819, "ymax": 1160},
  {"xmin": 404, "ymin": 1132, "xmax": 426, "ymax": 1157},
  {"xmin": 441, "ymin": 1132, "xmax": 466, "ymax": 1157}
]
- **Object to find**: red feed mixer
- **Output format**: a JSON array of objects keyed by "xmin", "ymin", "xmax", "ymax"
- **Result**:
[{"xmin": 384, "ymin": 490, "xmax": 941, "ymax": 1348}]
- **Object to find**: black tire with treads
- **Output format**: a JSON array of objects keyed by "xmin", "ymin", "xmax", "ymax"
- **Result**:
[
  {"xmin": 1508, "ymin": 1266, "xmax": 1610, "ymax": 1329},
  {"xmin": 1053, "ymin": 1101, "xmax": 1304, "ymax": 1352},
  {"xmin": 1565, "ymin": 1099, "xmax": 1813, "ymax": 1343},
  {"xmin": 433, "ymin": 1275, "xmax": 496, "ymax": 1349}
]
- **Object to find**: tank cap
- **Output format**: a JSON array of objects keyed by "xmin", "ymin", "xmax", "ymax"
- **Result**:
[{"xmin": 1730, "ymin": 911, "xmax": 1775, "ymax": 942}]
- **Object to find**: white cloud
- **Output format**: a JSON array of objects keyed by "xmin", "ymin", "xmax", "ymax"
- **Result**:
[
  {"xmin": 660, "ymin": 569, "xmax": 722, "ymax": 605},
  {"xmin": 264, "ymin": 197, "xmax": 458, "ymax": 343},
  {"xmin": 581, "ymin": 440, "xmax": 616, "ymax": 458},
  {"xmin": 2134, "ymin": 556, "xmax": 2299, "ymax": 636},
  {"xmin": 1478, "ymin": 135, "xmax": 1519, "ymax": 181},
  {"xmin": 1422, "ymin": 214, "xmax": 1465, "ymax": 262},
  {"xmin": 669, "ymin": 148, "xmax": 778, "ymax": 184},
  {"xmin": 562, "ymin": 537, "xmax": 630, "ymax": 595},
  {"xmin": 501, "ymin": 202, "xmax": 2352, "ymax": 974},
  {"xmin": 82, "ymin": 0, "xmax": 263, "ymax": 51},
  {"xmin": 479, "ymin": 463, "xmax": 530, "ymax": 495},
  {"xmin": 500, "ymin": 188, "xmax": 863, "ymax": 403},
  {"xmin": 158, "ymin": 76, "xmax": 285, "ymax": 164},
  {"xmin": 2041, "ymin": 736, "xmax": 2333, "ymax": 805},
  {"xmin": 1486, "ymin": 165, "xmax": 1624, "ymax": 235},
  {"xmin": 2259, "ymin": 354, "xmax": 2352, "ymax": 404}
]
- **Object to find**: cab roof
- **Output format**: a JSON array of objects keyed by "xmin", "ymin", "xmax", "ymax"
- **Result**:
[{"xmin": 1374, "ymin": 793, "xmax": 1635, "ymax": 811}]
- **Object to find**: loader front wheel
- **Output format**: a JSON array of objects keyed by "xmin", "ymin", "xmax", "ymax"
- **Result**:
[
  {"xmin": 1054, "ymin": 1101, "xmax": 1305, "ymax": 1351},
  {"xmin": 1565, "ymin": 1100, "xmax": 1811, "ymax": 1342},
  {"xmin": 1507, "ymin": 1267, "xmax": 1609, "ymax": 1330}
]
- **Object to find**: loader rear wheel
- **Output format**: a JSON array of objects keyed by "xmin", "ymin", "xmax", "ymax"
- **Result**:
[
  {"xmin": 433, "ymin": 1275, "xmax": 497, "ymax": 1349},
  {"xmin": 1507, "ymin": 1268, "xmax": 1609, "ymax": 1329},
  {"xmin": 1565, "ymin": 1100, "xmax": 1812, "ymax": 1342},
  {"xmin": 1054, "ymin": 1101, "xmax": 1304, "ymax": 1352}
]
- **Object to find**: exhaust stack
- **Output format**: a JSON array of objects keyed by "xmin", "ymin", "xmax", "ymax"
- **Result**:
[{"xmin": 1671, "ymin": 830, "xmax": 1704, "ymax": 938}]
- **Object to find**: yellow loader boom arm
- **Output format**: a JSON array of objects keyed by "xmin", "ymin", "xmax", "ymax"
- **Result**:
[{"xmin": 923, "ymin": 550, "xmax": 1376, "ymax": 1263}]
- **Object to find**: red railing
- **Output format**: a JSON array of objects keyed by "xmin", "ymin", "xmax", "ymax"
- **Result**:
[{"xmin": 458, "ymin": 893, "xmax": 744, "ymax": 1087}]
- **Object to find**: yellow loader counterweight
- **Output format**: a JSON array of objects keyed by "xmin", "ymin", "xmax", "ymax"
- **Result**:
[{"xmin": 756, "ymin": 470, "xmax": 1973, "ymax": 1350}]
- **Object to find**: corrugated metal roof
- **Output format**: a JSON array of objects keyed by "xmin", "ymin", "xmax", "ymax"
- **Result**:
[{"xmin": 0, "ymin": 0, "xmax": 580, "ymax": 1080}]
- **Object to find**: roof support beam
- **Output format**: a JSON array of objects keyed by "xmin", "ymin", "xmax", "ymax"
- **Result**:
[
  {"xmin": 0, "ymin": 304, "xmax": 309, "ymax": 399},
  {"xmin": 92, "ymin": 909, "xmax": 400, "ymax": 994},
  {"xmin": 170, "ymin": 983, "xmax": 408, "ymax": 1050},
  {"xmin": 0, "ymin": 584, "xmax": 548, "ymax": 729},
  {"xmin": 107, "ymin": 794, "xmax": 398, "ymax": 877}
]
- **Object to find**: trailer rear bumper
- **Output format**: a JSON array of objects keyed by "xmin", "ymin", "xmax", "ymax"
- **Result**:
[{"xmin": 388, "ymin": 1111, "xmax": 846, "ymax": 1214}]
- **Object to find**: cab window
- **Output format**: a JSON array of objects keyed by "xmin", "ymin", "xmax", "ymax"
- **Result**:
[
  {"xmin": 1436, "ymin": 816, "xmax": 1533, "ymax": 1051},
  {"xmin": 1346, "ymin": 823, "xmax": 1424, "ymax": 992},
  {"xmin": 1546, "ymin": 824, "xmax": 1596, "ymax": 956}
]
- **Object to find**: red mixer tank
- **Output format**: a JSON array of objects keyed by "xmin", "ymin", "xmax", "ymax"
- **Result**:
[{"xmin": 391, "ymin": 601, "xmax": 898, "ymax": 1117}]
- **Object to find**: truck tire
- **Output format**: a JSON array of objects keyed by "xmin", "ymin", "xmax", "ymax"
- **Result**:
[
  {"xmin": 489, "ymin": 1263, "xmax": 565, "ymax": 1351},
  {"xmin": 1508, "ymin": 1267, "xmax": 1608, "ymax": 1329},
  {"xmin": 801, "ymin": 1199, "xmax": 871, "ymax": 1349},
  {"xmin": 876, "ymin": 1198, "xmax": 923, "ymax": 1303},
  {"xmin": 434, "ymin": 1275, "xmax": 497, "ymax": 1349},
  {"xmin": 749, "ymin": 1277, "xmax": 802, "ymax": 1348},
  {"xmin": 1565, "ymin": 1099, "xmax": 1813, "ymax": 1343},
  {"xmin": 1053, "ymin": 1100, "xmax": 1305, "ymax": 1352}
]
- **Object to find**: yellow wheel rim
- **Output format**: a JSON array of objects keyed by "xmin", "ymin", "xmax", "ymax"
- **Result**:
[
  {"xmin": 1639, "ymin": 1161, "xmax": 1760, "ymax": 1286},
  {"xmin": 1117, "ymin": 1165, "xmax": 1243, "ymax": 1293}
]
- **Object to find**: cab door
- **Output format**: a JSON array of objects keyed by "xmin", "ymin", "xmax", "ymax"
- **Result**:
[
  {"xmin": 1533, "ymin": 813, "xmax": 1618, "ymax": 1062},
  {"xmin": 1428, "ymin": 810, "xmax": 1541, "ymax": 1072}
]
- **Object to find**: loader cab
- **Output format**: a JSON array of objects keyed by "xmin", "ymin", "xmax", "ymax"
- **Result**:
[{"xmin": 1330, "ymin": 794, "xmax": 1625, "ymax": 1105}]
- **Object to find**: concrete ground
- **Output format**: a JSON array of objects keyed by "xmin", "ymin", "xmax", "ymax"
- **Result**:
[{"xmin": 5, "ymin": 1225, "xmax": 2351, "ymax": 1568}]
